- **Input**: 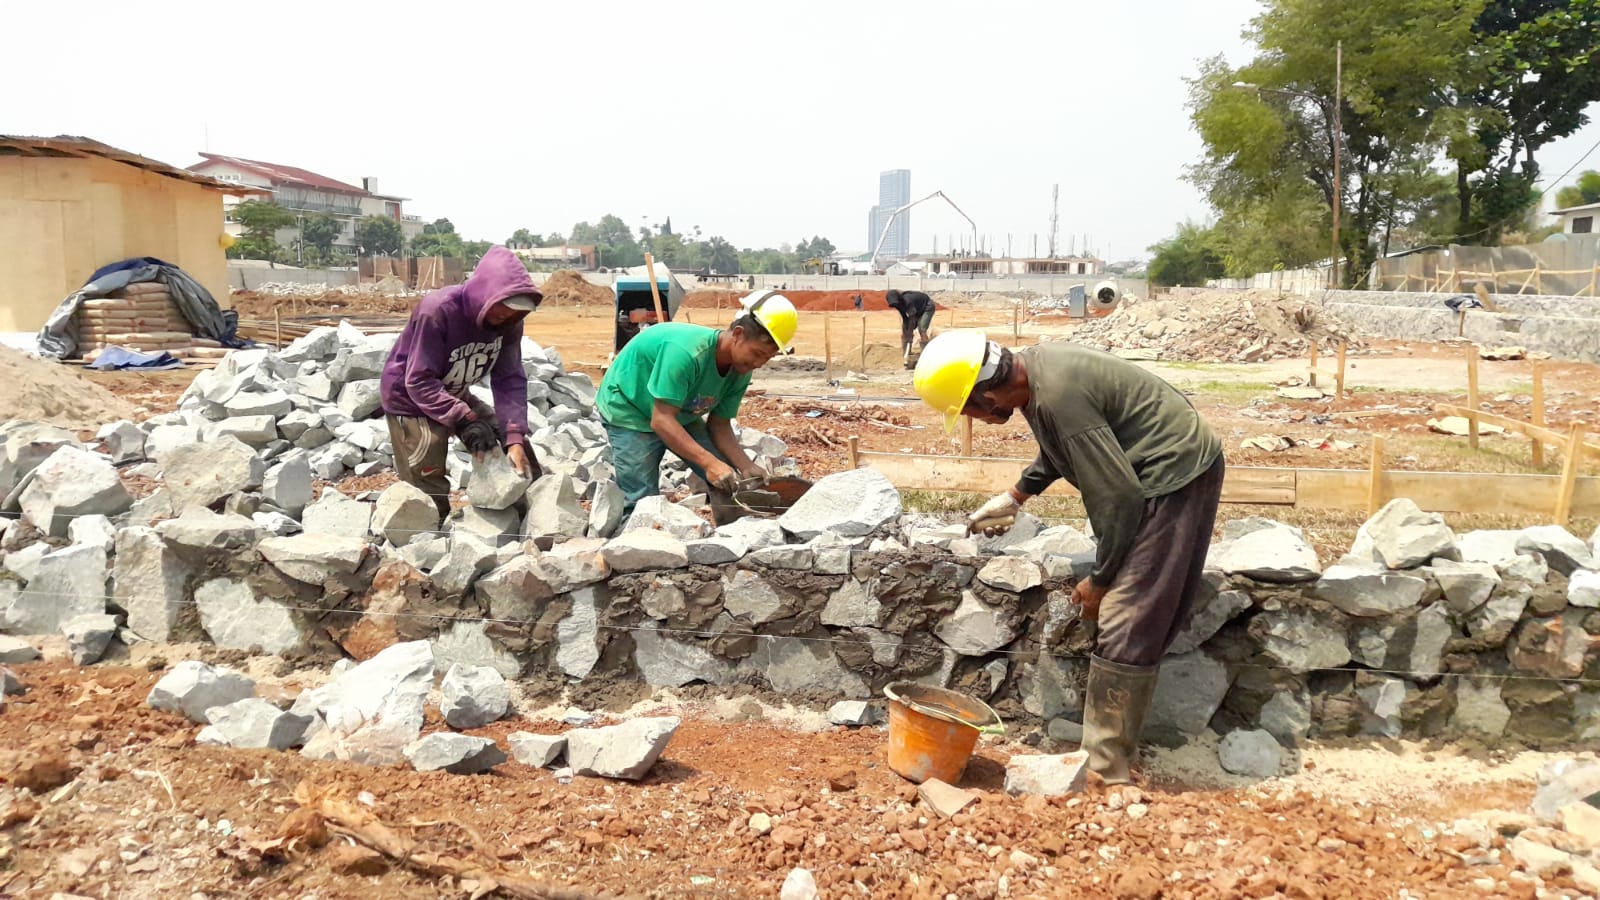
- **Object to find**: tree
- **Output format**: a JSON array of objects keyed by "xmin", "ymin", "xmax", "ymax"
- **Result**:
[
  {"xmin": 1556, "ymin": 170, "xmax": 1600, "ymax": 208},
  {"xmin": 423, "ymin": 218, "xmax": 457, "ymax": 236},
  {"xmin": 227, "ymin": 200, "xmax": 296, "ymax": 262},
  {"xmin": 1146, "ymin": 221, "xmax": 1228, "ymax": 286},
  {"xmin": 795, "ymin": 235, "xmax": 836, "ymax": 260},
  {"xmin": 703, "ymin": 236, "xmax": 739, "ymax": 274},
  {"xmin": 409, "ymin": 228, "xmax": 465, "ymax": 258},
  {"xmin": 568, "ymin": 221, "xmax": 600, "ymax": 244},
  {"xmin": 301, "ymin": 213, "xmax": 344, "ymax": 265},
  {"xmin": 596, "ymin": 214, "xmax": 636, "ymax": 250},
  {"xmin": 356, "ymin": 216, "xmax": 404, "ymax": 256},
  {"xmin": 508, "ymin": 228, "xmax": 537, "ymax": 248},
  {"xmin": 1187, "ymin": 0, "xmax": 1481, "ymax": 286},
  {"xmin": 539, "ymin": 232, "xmax": 566, "ymax": 247}
]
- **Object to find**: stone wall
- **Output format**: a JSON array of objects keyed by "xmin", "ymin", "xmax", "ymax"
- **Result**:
[{"xmin": 1317, "ymin": 289, "xmax": 1600, "ymax": 363}]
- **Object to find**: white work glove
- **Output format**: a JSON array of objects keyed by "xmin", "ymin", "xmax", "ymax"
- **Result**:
[{"xmin": 967, "ymin": 491, "xmax": 1023, "ymax": 537}]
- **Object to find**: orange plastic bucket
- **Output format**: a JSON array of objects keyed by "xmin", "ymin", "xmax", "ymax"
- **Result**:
[{"xmin": 884, "ymin": 682, "xmax": 1004, "ymax": 785}]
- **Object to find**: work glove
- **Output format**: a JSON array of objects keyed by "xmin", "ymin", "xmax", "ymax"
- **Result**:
[
  {"xmin": 457, "ymin": 419, "xmax": 500, "ymax": 455},
  {"xmin": 967, "ymin": 491, "xmax": 1022, "ymax": 537}
]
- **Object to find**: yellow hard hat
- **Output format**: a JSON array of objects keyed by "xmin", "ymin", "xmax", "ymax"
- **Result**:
[
  {"xmin": 913, "ymin": 330, "xmax": 988, "ymax": 433},
  {"xmin": 740, "ymin": 291, "xmax": 798, "ymax": 352},
  {"xmin": 218, "ymin": 232, "xmax": 236, "ymax": 250}
]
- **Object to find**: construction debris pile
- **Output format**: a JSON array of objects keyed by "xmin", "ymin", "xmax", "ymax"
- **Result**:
[
  {"xmin": 536, "ymin": 270, "xmax": 613, "ymax": 307},
  {"xmin": 1070, "ymin": 288, "xmax": 1361, "ymax": 362}
]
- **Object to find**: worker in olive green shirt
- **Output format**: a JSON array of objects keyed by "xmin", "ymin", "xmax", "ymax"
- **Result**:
[
  {"xmin": 597, "ymin": 292, "xmax": 799, "ymax": 519},
  {"xmin": 913, "ymin": 331, "xmax": 1224, "ymax": 785}
]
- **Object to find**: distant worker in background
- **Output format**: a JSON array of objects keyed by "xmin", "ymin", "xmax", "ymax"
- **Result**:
[
  {"xmin": 597, "ymin": 291, "xmax": 799, "ymax": 520},
  {"xmin": 380, "ymin": 246, "xmax": 543, "ymax": 520},
  {"xmin": 885, "ymin": 289, "xmax": 937, "ymax": 364}
]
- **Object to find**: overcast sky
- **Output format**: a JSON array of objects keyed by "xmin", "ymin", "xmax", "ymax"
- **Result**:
[{"xmin": 7, "ymin": 0, "xmax": 1599, "ymax": 262}]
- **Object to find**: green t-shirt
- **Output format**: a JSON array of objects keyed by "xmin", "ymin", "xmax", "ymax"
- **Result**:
[{"xmin": 597, "ymin": 323, "xmax": 752, "ymax": 432}]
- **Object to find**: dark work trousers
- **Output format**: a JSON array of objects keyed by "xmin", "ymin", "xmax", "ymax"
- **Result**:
[
  {"xmin": 385, "ymin": 394, "xmax": 497, "ymax": 521},
  {"xmin": 1093, "ymin": 455, "xmax": 1226, "ymax": 667}
]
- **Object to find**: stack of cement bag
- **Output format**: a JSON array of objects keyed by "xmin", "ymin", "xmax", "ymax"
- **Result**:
[{"xmin": 75, "ymin": 283, "xmax": 223, "ymax": 361}]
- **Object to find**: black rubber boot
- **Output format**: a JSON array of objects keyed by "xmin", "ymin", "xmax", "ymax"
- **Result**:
[{"xmin": 1081, "ymin": 655, "xmax": 1160, "ymax": 785}]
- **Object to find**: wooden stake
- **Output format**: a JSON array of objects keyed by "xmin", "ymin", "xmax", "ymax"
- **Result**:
[
  {"xmin": 1518, "ymin": 262, "xmax": 1539, "ymax": 296},
  {"xmin": 1367, "ymin": 436, "xmax": 1386, "ymax": 515},
  {"xmin": 1012, "ymin": 305, "xmax": 1019, "ymax": 341},
  {"xmin": 1467, "ymin": 347, "xmax": 1480, "ymax": 451},
  {"xmin": 1531, "ymin": 360, "xmax": 1546, "ymax": 468},
  {"xmin": 274, "ymin": 307, "xmax": 282, "ymax": 348},
  {"xmin": 961, "ymin": 416, "xmax": 973, "ymax": 457},
  {"xmin": 1308, "ymin": 343, "xmax": 1319, "ymax": 388},
  {"xmin": 1535, "ymin": 264, "xmax": 1543, "ymax": 295},
  {"xmin": 824, "ymin": 311, "xmax": 833, "ymax": 382},
  {"xmin": 1591, "ymin": 264, "xmax": 1599, "ymax": 298},
  {"xmin": 860, "ymin": 315, "xmax": 868, "ymax": 373},
  {"xmin": 1335, "ymin": 341, "xmax": 1347, "ymax": 398},
  {"xmin": 846, "ymin": 435, "xmax": 860, "ymax": 470},
  {"xmin": 643, "ymin": 253, "xmax": 667, "ymax": 324},
  {"xmin": 1554, "ymin": 425, "xmax": 1584, "ymax": 525}
]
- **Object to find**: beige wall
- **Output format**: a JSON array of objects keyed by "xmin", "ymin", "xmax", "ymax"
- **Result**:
[{"xmin": 0, "ymin": 156, "xmax": 230, "ymax": 333}]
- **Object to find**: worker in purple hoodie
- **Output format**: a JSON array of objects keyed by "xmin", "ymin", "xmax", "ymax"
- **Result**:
[{"xmin": 380, "ymin": 246, "xmax": 543, "ymax": 519}]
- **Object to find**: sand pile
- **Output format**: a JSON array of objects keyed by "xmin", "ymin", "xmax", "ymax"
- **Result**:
[
  {"xmin": 1070, "ymin": 288, "xmax": 1360, "ymax": 362},
  {"xmin": 831, "ymin": 342, "xmax": 910, "ymax": 370},
  {"xmin": 0, "ymin": 345, "xmax": 138, "ymax": 431},
  {"xmin": 538, "ymin": 270, "xmax": 613, "ymax": 307}
]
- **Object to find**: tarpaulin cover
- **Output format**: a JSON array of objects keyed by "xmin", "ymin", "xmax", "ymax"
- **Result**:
[
  {"xmin": 35, "ymin": 257, "xmax": 248, "ymax": 359},
  {"xmin": 84, "ymin": 347, "xmax": 183, "ymax": 371}
]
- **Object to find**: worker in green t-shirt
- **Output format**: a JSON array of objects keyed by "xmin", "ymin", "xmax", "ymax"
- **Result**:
[{"xmin": 596, "ymin": 292, "xmax": 799, "ymax": 519}]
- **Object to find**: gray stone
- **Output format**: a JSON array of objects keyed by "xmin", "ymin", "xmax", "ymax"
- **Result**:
[
  {"xmin": 1004, "ymin": 525, "xmax": 1097, "ymax": 560},
  {"xmin": 5, "ymin": 544, "xmax": 105, "ymax": 634},
  {"xmin": 0, "ymin": 423, "xmax": 77, "ymax": 499},
  {"xmin": 466, "ymin": 451, "xmax": 533, "ymax": 511},
  {"xmin": 147, "ymin": 660, "xmax": 256, "ymax": 723},
  {"xmin": 63, "ymin": 613, "xmax": 118, "ymax": 665},
  {"xmin": 456, "ymin": 504, "xmax": 522, "ymax": 546},
  {"xmin": 145, "ymin": 424, "xmax": 200, "ymax": 460},
  {"xmin": 934, "ymin": 590, "xmax": 1018, "ymax": 656},
  {"xmin": 276, "ymin": 409, "xmax": 322, "ymax": 443},
  {"xmin": 197, "ymin": 698, "xmax": 313, "ymax": 750},
  {"xmin": 156, "ymin": 508, "xmax": 261, "ymax": 553},
  {"xmin": 1570, "ymin": 570, "xmax": 1600, "ymax": 608},
  {"xmin": 1500, "ymin": 552, "xmax": 1549, "ymax": 582},
  {"xmin": 224, "ymin": 389, "xmax": 293, "ymax": 419},
  {"xmin": 723, "ymin": 569, "xmax": 789, "ymax": 624},
  {"xmin": 528, "ymin": 539, "xmax": 609, "ymax": 593},
  {"xmin": 508, "ymin": 732, "xmax": 567, "ymax": 768},
  {"xmin": 399, "ymin": 535, "xmax": 450, "ymax": 572},
  {"xmin": 715, "ymin": 517, "xmax": 786, "ymax": 551},
  {"xmin": 262, "ymin": 454, "xmax": 314, "ymax": 518},
  {"xmin": 114, "ymin": 527, "xmax": 189, "ymax": 642},
  {"xmin": 1258, "ymin": 690, "xmax": 1312, "ymax": 744},
  {"xmin": 431, "ymin": 533, "xmax": 500, "ymax": 596},
  {"xmin": 632, "ymin": 623, "xmax": 735, "ymax": 687},
  {"xmin": 821, "ymin": 579, "xmax": 885, "ymax": 629},
  {"xmin": 302, "ymin": 490, "xmax": 373, "ymax": 539},
  {"xmin": 431, "ymin": 620, "xmax": 520, "ymax": 679},
  {"xmin": 828, "ymin": 700, "xmax": 878, "ymax": 726},
  {"xmin": 750, "ymin": 636, "xmax": 870, "ymax": 697},
  {"xmin": 1046, "ymin": 718, "xmax": 1084, "ymax": 744},
  {"xmin": 210, "ymin": 415, "xmax": 278, "ymax": 447},
  {"xmin": 67, "ymin": 514, "xmax": 117, "ymax": 554},
  {"xmin": 118, "ymin": 487, "xmax": 175, "ymax": 528},
  {"xmin": 972, "ymin": 512, "xmax": 1044, "ymax": 555},
  {"xmin": 1508, "ymin": 835, "xmax": 1575, "ymax": 878},
  {"xmin": 252, "ymin": 510, "xmax": 302, "ymax": 536},
  {"xmin": 336, "ymin": 380, "xmax": 384, "ymax": 420},
  {"xmin": 976, "ymin": 557, "xmax": 1044, "ymax": 592},
  {"xmin": 1021, "ymin": 654, "xmax": 1081, "ymax": 721},
  {"xmin": 602, "ymin": 529, "xmax": 689, "ymax": 572},
  {"xmin": 623, "ymin": 495, "xmax": 710, "ymax": 541},
  {"xmin": 686, "ymin": 535, "xmax": 747, "ymax": 565},
  {"xmin": 222, "ymin": 491, "xmax": 262, "ymax": 519},
  {"xmin": 19, "ymin": 445, "xmax": 131, "ymax": 536},
  {"xmin": 1314, "ymin": 565, "xmax": 1428, "ymax": 617},
  {"xmin": 295, "ymin": 424, "xmax": 336, "ymax": 451},
  {"xmin": 0, "ymin": 635, "xmax": 40, "ymax": 664},
  {"xmin": 97, "ymin": 421, "xmax": 146, "ymax": 464},
  {"xmin": 1255, "ymin": 607, "xmax": 1352, "ymax": 673},
  {"xmin": 524, "ymin": 475, "xmax": 587, "ymax": 540},
  {"xmin": 556, "ymin": 586, "xmax": 603, "ymax": 679},
  {"xmin": 1452, "ymin": 679, "xmax": 1511, "ymax": 737},
  {"xmin": 3, "ymin": 542, "xmax": 48, "ymax": 584},
  {"xmin": 815, "ymin": 546, "xmax": 852, "ymax": 575},
  {"xmin": 749, "ymin": 544, "xmax": 814, "ymax": 570},
  {"xmin": 1519, "ymin": 525, "xmax": 1597, "ymax": 575},
  {"xmin": 373, "ymin": 481, "xmax": 439, "ymax": 547},
  {"xmin": 259, "ymin": 534, "xmax": 368, "ymax": 584},
  {"xmin": 1217, "ymin": 729, "xmax": 1284, "ymax": 777},
  {"xmin": 1168, "ymin": 582, "xmax": 1251, "ymax": 656},
  {"xmin": 1430, "ymin": 559, "xmax": 1501, "ymax": 614},
  {"xmin": 158, "ymin": 437, "xmax": 265, "ymax": 509},
  {"xmin": 1532, "ymin": 762, "xmax": 1600, "ymax": 823},
  {"xmin": 196, "ymin": 578, "xmax": 302, "ymax": 654},
  {"xmin": 1457, "ymin": 529, "xmax": 1525, "ymax": 566},
  {"xmin": 404, "ymin": 733, "xmax": 506, "ymax": 774},
  {"xmin": 1362, "ymin": 498, "xmax": 1457, "ymax": 569},
  {"xmin": 586, "ymin": 480, "xmax": 624, "ymax": 539},
  {"xmin": 778, "ymin": 468, "xmax": 901, "ymax": 540},
  {"xmin": 1466, "ymin": 585, "xmax": 1530, "ymax": 642},
  {"xmin": 1148, "ymin": 650, "xmax": 1232, "ymax": 736},
  {"xmin": 0, "ymin": 664, "xmax": 23, "ymax": 694},
  {"xmin": 1356, "ymin": 677, "xmax": 1408, "ymax": 738},
  {"xmin": 440, "ymin": 663, "xmax": 511, "ymax": 729},
  {"xmin": 1004, "ymin": 752, "xmax": 1090, "ymax": 796},
  {"xmin": 475, "ymin": 556, "xmax": 556, "ymax": 622},
  {"xmin": 564, "ymin": 716, "xmax": 681, "ymax": 781},
  {"xmin": 297, "ymin": 640, "xmax": 434, "ymax": 765},
  {"xmin": 1209, "ymin": 522, "xmax": 1321, "ymax": 583}
]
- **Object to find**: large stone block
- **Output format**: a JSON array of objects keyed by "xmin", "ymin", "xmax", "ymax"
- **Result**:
[
  {"xmin": 302, "ymin": 490, "xmax": 373, "ymax": 539},
  {"xmin": 147, "ymin": 660, "xmax": 256, "ymax": 723},
  {"xmin": 1209, "ymin": 519, "xmax": 1321, "ymax": 583},
  {"xmin": 602, "ymin": 530, "xmax": 689, "ymax": 573},
  {"xmin": 1314, "ymin": 565, "xmax": 1428, "ymax": 617},
  {"xmin": 296, "ymin": 640, "xmax": 434, "ymax": 765},
  {"xmin": 158, "ymin": 436, "xmax": 265, "ymax": 509},
  {"xmin": 524, "ymin": 474, "xmax": 587, "ymax": 540},
  {"xmin": 466, "ymin": 451, "xmax": 532, "ymax": 511},
  {"xmin": 934, "ymin": 590, "xmax": 1019, "ymax": 656},
  {"xmin": 622, "ymin": 495, "xmax": 710, "ymax": 542},
  {"xmin": 1147, "ymin": 650, "xmax": 1232, "ymax": 737},
  {"xmin": 259, "ymin": 533, "xmax": 369, "ymax": 584},
  {"xmin": 262, "ymin": 453, "xmax": 314, "ymax": 518},
  {"xmin": 18, "ymin": 445, "xmax": 131, "ymax": 536},
  {"xmin": 4, "ymin": 544, "xmax": 106, "ymax": 634},
  {"xmin": 0, "ymin": 422, "xmax": 77, "ymax": 498},
  {"xmin": 196, "ymin": 578, "xmax": 303, "ymax": 654},
  {"xmin": 564, "ymin": 717, "xmax": 680, "ymax": 781},
  {"xmin": 156, "ymin": 508, "xmax": 262, "ymax": 554},
  {"xmin": 114, "ymin": 527, "xmax": 190, "ymax": 642},
  {"xmin": 778, "ymin": 468, "xmax": 901, "ymax": 541},
  {"xmin": 440, "ymin": 663, "xmax": 511, "ymax": 729},
  {"xmin": 1360, "ymin": 498, "xmax": 1457, "ymax": 569},
  {"xmin": 373, "ymin": 481, "xmax": 439, "ymax": 547}
]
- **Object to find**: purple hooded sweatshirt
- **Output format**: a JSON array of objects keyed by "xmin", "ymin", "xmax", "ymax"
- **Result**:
[{"xmin": 379, "ymin": 246, "xmax": 540, "ymax": 445}]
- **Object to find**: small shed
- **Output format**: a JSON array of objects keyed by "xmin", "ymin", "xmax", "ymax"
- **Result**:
[{"xmin": 0, "ymin": 135, "xmax": 246, "ymax": 332}]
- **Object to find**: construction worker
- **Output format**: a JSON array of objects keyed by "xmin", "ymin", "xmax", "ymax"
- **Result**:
[
  {"xmin": 380, "ymin": 245, "xmax": 543, "ymax": 520},
  {"xmin": 886, "ymin": 289, "xmax": 936, "ymax": 363},
  {"xmin": 912, "ymin": 331, "xmax": 1224, "ymax": 785},
  {"xmin": 597, "ymin": 291, "xmax": 799, "ymax": 519}
]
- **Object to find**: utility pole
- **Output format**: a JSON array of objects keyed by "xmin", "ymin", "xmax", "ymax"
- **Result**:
[
  {"xmin": 1331, "ymin": 40, "xmax": 1342, "ymax": 289},
  {"xmin": 1049, "ymin": 183, "xmax": 1059, "ymax": 258}
]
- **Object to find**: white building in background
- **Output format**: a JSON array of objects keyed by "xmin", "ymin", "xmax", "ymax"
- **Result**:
[
  {"xmin": 1551, "ymin": 201, "xmax": 1599, "ymax": 235},
  {"xmin": 187, "ymin": 153, "xmax": 425, "ymax": 253},
  {"xmin": 866, "ymin": 168, "xmax": 911, "ymax": 260}
]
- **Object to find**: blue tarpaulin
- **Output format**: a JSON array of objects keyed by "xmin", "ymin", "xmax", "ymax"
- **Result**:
[
  {"xmin": 85, "ymin": 347, "xmax": 183, "ymax": 371},
  {"xmin": 36, "ymin": 257, "xmax": 249, "ymax": 360}
]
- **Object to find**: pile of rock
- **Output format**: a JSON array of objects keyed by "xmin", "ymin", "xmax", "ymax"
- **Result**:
[
  {"xmin": 1068, "ymin": 288, "xmax": 1360, "ymax": 362},
  {"xmin": 1470, "ymin": 759, "xmax": 1600, "ymax": 892},
  {"xmin": 144, "ymin": 640, "xmax": 680, "ymax": 778}
]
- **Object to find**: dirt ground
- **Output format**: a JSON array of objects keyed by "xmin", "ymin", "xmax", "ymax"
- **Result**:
[{"xmin": 0, "ymin": 661, "xmax": 1583, "ymax": 899}]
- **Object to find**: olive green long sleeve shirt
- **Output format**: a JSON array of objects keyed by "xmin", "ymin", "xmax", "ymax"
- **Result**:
[{"xmin": 1014, "ymin": 342, "xmax": 1221, "ymax": 587}]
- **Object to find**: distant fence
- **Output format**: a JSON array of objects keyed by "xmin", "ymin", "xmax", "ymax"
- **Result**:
[{"xmin": 1207, "ymin": 266, "xmax": 1330, "ymax": 294}]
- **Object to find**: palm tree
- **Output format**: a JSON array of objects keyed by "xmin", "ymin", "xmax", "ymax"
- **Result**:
[{"xmin": 704, "ymin": 236, "xmax": 739, "ymax": 275}]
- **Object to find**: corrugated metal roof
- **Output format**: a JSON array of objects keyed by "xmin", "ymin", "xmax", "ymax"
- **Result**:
[
  {"xmin": 191, "ymin": 151, "xmax": 367, "ymax": 195},
  {"xmin": 0, "ymin": 135, "xmax": 253, "ymax": 194}
]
